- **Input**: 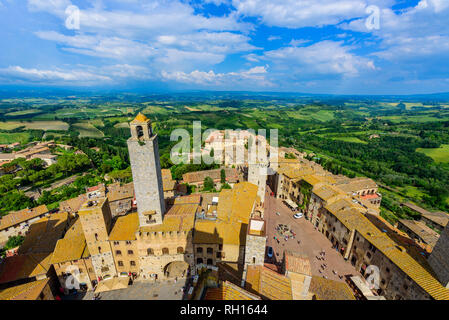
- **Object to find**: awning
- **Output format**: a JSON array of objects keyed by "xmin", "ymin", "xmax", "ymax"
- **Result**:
[
  {"xmin": 94, "ymin": 277, "xmax": 129, "ymax": 293},
  {"xmin": 285, "ymin": 199, "xmax": 298, "ymax": 209}
]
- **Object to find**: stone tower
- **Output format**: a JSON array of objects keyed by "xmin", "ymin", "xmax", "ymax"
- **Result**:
[
  {"xmin": 428, "ymin": 223, "xmax": 449, "ymax": 288},
  {"xmin": 248, "ymin": 161, "xmax": 268, "ymax": 205},
  {"xmin": 241, "ymin": 218, "xmax": 267, "ymax": 286},
  {"xmin": 127, "ymin": 113, "xmax": 165, "ymax": 227},
  {"xmin": 78, "ymin": 198, "xmax": 117, "ymax": 280}
]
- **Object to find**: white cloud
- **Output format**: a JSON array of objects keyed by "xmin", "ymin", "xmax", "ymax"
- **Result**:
[
  {"xmin": 29, "ymin": 0, "xmax": 256, "ymax": 73},
  {"xmin": 232, "ymin": 0, "xmax": 393, "ymax": 28},
  {"xmin": 0, "ymin": 65, "xmax": 111, "ymax": 83},
  {"xmin": 0, "ymin": 64, "xmax": 152, "ymax": 85},
  {"xmin": 264, "ymin": 41, "xmax": 375, "ymax": 77},
  {"xmin": 267, "ymin": 35, "xmax": 281, "ymax": 41},
  {"xmin": 161, "ymin": 65, "xmax": 270, "ymax": 85}
]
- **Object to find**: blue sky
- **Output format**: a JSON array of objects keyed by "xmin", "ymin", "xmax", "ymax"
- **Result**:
[{"xmin": 0, "ymin": 0, "xmax": 448, "ymax": 94}]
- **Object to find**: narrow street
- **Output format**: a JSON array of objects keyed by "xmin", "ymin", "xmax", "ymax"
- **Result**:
[{"xmin": 264, "ymin": 186, "xmax": 360, "ymax": 282}]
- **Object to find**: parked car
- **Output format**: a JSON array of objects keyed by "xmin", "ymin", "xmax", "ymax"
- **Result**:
[
  {"xmin": 267, "ymin": 246, "xmax": 274, "ymax": 258},
  {"xmin": 275, "ymin": 212, "xmax": 281, "ymax": 216},
  {"xmin": 293, "ymin": 212, "xmax": 304, "ymax": 219}
]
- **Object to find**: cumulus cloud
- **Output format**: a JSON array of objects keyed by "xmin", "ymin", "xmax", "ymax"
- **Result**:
[
  {"xmin": 0, "ymin": 64, "xmax": 152, "ymax": 85},
  {"xmin": 161, "ymin": 65, "xmax": 270, "ymax": 86},
  {"xmin": 264, "ymin": 41, "xmax": 375, "ymax": 78},
  {"xmin": 232, "ymin": 0, "xmax": 394, "ymax": 28}
]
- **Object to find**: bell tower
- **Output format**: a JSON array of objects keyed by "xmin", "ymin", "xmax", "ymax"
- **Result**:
[{"xmin": 127, "ymin": 113, "xmax": 165, "ymax": 227}]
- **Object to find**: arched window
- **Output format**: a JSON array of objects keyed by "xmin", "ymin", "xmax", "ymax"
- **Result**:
[
  {"xmin": 136, "ymin": 125, "xmax": 144, "ymax": 138},
  {"xmin": 177, "ymin": 247, "xmax": 184, "ymax": 254},
  {"xmin": 162, "ymin": 248, "xmax": 169, "ymax": 255},
  {"xmin": 147, "ymin": 248, "xmax": 154, "ymax": 255},
  {"xmin": 196, "ymin": 258, "xmax": 203, "ymax": 264}
]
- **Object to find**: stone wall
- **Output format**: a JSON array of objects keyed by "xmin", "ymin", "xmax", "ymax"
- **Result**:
[{"xmin": 428, "ymin": 224, "xmax": 449, "ymax": 288}]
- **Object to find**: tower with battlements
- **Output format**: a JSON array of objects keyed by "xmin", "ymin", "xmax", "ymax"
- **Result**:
[{"xmin": 127, "ymin": 113, "xmax": 165, "ymax": 227}]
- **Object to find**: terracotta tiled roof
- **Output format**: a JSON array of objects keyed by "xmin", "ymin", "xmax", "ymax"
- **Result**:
[
  {"xmin": 131, "ymin": 112, "xmax": 149, "ymax": 123},
  {"xmin": 182, "ymin": 168, "xmax": 239, "ymax": 184},
  {"xmin": 245, "ymin": 265, "xmax": 292, "ymax": 300},
  {"xmin": 325, "ymin": 198, "xmax": 449, "ymax": 300},
  {"xmin": 108, "ymin": 212, "xmax": 139, "ymax": 241},
  {"xmin": 309, "ymin": 276, "xmax": 355, "ymax": 300},
  {"xmin": 0, "ymin": 253, "xmax": 53, "ymax": 284},
  {"xmin": 335, "ymin": 177, "xmax": 378, "ymax": 194},
  {"xmin": 0, "ymin": 205, "xmax": 49, "ymax": 231},
  {"xmin": 398, "ymin": 219, "xmax": 439, "ymax": 248},
  {"xmin": 0, "ymin": 279, "xmax": 50, "ymax": 300},
  {"xmin": 421, "ymin": 211, "xmax": 449, "ymax": 228},
  {"xmin": 205, "ymin": 281, "xmax": 261, "ymax": 300},
  {"xmin": 284, "ymin": 251, "xmax": 312, "ymax": 276},
  {"xmin": 51, "ymin": 219, "xmax": 89, "ymax": 264},
  {"xmin": 107, "ymin": 182, "xmax": 134, "ymax": 202},
  {"xmin": 18, "ymin": 212, "xmax": 69, "ymax": 255},
  {"xmin": 59, "ymin": 194, "xmax": 88, "ymax": 213}
]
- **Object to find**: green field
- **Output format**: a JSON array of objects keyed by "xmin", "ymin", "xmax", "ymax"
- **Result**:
[
  {"xmin": 72, "ymin": 122, "xmax": 104, "ymax": 138},
  {"xmin": 416, "ymin": 144, "xmax": 449, "ymax": 163},
  {"xmin": 331, "ymin": 136, "xmax": 368, "ymax": 144},
  {"xmin": 5, "ymin": 109, "xmax": 41, "ymax": 116},
  {"xmin": 0, "ymin": 121, "xmax": 69, "ymax": 131},
  {"xmin": 0, "ymin": 132, "xmax": 30, "ymax": 144}
]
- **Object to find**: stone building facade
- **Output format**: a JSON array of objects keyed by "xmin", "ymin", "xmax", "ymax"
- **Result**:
[
  {"xmin": 428, "ymin": 223, "xmax": 449, "ymax": 288},
  {"xmin": 127, "ymin": 113, "xmax": 165, "ymax": 226},
  {"xmin": 78, "ymin": 198, "xmax": 117, "ymax": 280}
]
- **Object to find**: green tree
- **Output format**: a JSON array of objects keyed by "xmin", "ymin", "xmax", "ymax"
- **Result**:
[
  {"xmin": 203, "ymin": 176, "xmax": 214, "ymax": 191},
  {"xmin": 220, "ymin": 168, "xmax": 226, "ymax": 183}
]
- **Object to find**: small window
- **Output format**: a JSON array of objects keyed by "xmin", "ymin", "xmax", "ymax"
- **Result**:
[
  {"xmin": 207, "ymin": 259, "xmax": 213, "ymax": 265},
  {"xmin": 162, "ymin": 248, "xmax": 169, "ymax": 255},
  {"xmin": 128, "ymin": 250, "xmax": 134, "ymax": 255},
  {"xmin": 196, "ymin": 258, "xmax": 203, "ymax": 264},
  {"xmin": 207, "ymin": 247, "xmax": 213, "ymax": 254},
  {"xmin": 130, "ymin": 261, "xmax": 136, "ymax": 266},
  {"xmin": 177, "ymin": 247, "xmax": 184, "ymax": 254},
  {"xmin": 196, "ymin": 247, "xmax": 203, "ymax": 254},
  {"xmin": 98, "ymin": 246, "xmax": 102, "ymax": 253},
  {"xmin": 147, "ymin": 248, "xmax": 154, "ymax": 255},
  {"xmin": 118, "ymin": 261, "xmax": 124, "ymax": 267},
  {"xmin": 116, "ymin": 250, "xmax": 122, "ymax": 255}
]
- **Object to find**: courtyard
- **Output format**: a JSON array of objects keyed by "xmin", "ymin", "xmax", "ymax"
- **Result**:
[
  {"xmin": 68, "ymin": 279, "xmax": 187, "ymax": 300},
  {"xmin": 264, "ymin": 187, "xmax": 360, "ymax": 282}
]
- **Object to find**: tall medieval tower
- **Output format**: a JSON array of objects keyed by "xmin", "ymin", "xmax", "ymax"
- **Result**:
[{"xmin": 127, "ymin": 113, "xmax": 165, "ymax": 227}]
